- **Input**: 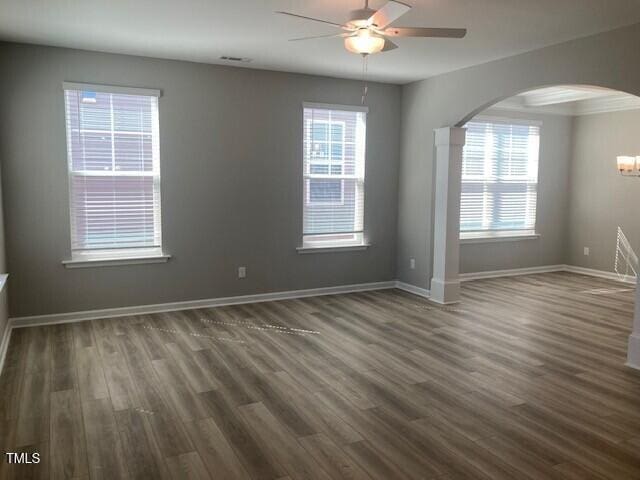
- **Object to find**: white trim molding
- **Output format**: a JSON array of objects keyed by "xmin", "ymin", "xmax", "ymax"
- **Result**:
[
  {"xmin": 627, "ymin": 333, "xmax": 640, "ymax": 370},
  {"xmin": 63, "ymin": 81, "xmax": 161, "ymax": 97},
  {"xmin": 460, "ymin": 232, "xmax": 540, "ymax": 244},
  {"xmin": 574, "ymin": 95, "xmax": 640, "ymax": 116},
  {"xmin": 63, "ymin": 254, "xmax": 171, "ymax": 269},
  {"xmin": 520, "ymin": 86, "xmax": 607, "ymax": 107},
  {"xmin": 430, "ymin": 279, "xmax": 461, "ymax": 305},
  {"xmin": 395, "ymin": 281, "xmax": 430, "ymax": 299},
  {"xmin": 460, "ymin": 265, "xmax": 566, "ymax": 281},
  {"xmin": 302, "ymin": 102, "xmax": 369, "ymax": 113},
  {"xmin": 0, "ymin": 320, "xmax": 11, "ymax": 374},
  {"xmin": 9, "ymin": 281, "xmax": 397, "ymax": 329},
  {"xmin": 490, "ymin": 87, "xmax": 640, "ymax": 117},
  {"xmin": 627, "ymin": 277, "xmax": 640, "ymax": 371},
  {"xmin": 431, "ymin": 126, "xmax": 466, "ymax": 305},
  {"xmin": 297, "ymin": 244, "xmax": 370, "ymax": 254},
  {"xmin": 460, "ymin": 264, "xmax": 636, "ymax": 283},
  {"xmin": 474, "ymin": 114, "xmax": 543, "ymax": 127},
  {"xmin": 563, "ymin": 265, "xmax": 636, "ymax": 284}
]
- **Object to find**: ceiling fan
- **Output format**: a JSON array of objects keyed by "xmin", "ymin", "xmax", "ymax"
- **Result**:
[{"xmin": 276, "ymin": 0, "xmax": 467, "ymax": 56}]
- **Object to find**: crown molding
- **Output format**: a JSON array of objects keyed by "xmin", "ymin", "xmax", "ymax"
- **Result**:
[
  {"xmin": 521, "ymin": 86, "xmax": 609, "ymax": 107},
  {"xmin": 490, "ymin": 92, "xmax": 640, "ymax": 117},
  {"xmin": 574, "ymin": 94, "xmax": 640, "ymax": 115},
  {"xmin": 487, "ymin": 102, "xmax": 573, "ymax": 116}
]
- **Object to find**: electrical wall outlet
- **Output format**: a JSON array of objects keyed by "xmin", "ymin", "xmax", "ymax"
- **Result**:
[
  {"xmin": 410, "ymin": 258, "xmax": 416, "ymax": 270},
  {"xmin": 238, "ymin": 266, "xmax": 246, "ymax": 279},
  {"xmin": 583, "ymin": 247, "xmax": 590, "ymax": 256}
]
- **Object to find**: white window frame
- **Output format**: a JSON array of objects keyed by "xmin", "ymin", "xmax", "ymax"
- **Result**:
[
  {"xmin": 460, "ymin": 115, "xmax": 541, "ymax": 242},
  {"xmin": 300, "ymin": 102, "xmax": 369, "ymax": 252},
  {"xmin": 62, "ymin": 82, "xmax": 169, "ymax": 267}
]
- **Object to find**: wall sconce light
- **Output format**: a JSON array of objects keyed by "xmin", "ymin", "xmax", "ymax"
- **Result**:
[{"xmin": 617, "ymin": 156, "xmax": 640, "ymax": 176}]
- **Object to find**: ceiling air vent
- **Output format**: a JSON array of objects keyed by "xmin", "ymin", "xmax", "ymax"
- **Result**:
[{"xmin": 220, "ymin": 56, "xmax": 252, "ymax": 63}]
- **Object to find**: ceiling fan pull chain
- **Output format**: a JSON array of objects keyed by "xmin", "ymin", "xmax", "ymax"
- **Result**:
[{"xmin": 361, "ymin": 53, "xmax": 369, "ymax": 105}]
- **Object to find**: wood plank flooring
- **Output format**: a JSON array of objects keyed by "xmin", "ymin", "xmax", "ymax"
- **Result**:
[{"xmin": 1, "ymin": 272, "xmax": 640, "ymax": 479}]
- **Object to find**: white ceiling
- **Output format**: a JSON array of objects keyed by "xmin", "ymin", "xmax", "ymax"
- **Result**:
[
  {"xmin": 1, "ymin": 1, "xmax": 640, "ymax": 84},
  {"xmin": 492, "ymin": 86, "xmax": 640, "ymax": 116}
]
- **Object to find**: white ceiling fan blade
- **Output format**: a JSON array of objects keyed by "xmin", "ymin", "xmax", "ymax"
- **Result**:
[
  {"xmin": 367, "ymin": 1, "xmax": 411, "ymax": 29},
  {"xmin": 381, "ymin": 39, "xmax": 398, "ymax": 52},
  {"xmin": 383, "ymin": 27, "xmax": 467, "ymax": 38},
  {"xmin": 276, "ymin": 11, "xmax": 345, "ymax": 29},
  {"xmin": 289, "ymin": 33, "xmax": 350, "ymax": 42}
]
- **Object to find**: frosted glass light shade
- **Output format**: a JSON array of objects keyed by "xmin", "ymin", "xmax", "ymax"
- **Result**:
[
  {"xmin": 617, "ymin": 155, "xmax": 637, "ymax": 174},
  {"xmin": 344, "ymin": 29, "xmax": 385, "ymax": 55}
]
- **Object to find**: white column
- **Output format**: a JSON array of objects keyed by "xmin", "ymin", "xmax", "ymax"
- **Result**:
[
  {"xmin": 627, "ymin": 279, "xmax": 640, "ymax": 370},
  {"xmin": 430, "ymin": 127, "xmax": 466, "ymax": 304}
]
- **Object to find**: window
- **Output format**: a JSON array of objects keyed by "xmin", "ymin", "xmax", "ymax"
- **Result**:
[
  {"xmin": 306, "ymin": 119, "xmax": 345, "ymax": 206},
  {"xmin": 63, "ymin": 83, "xmax": 164, "ymax": 263},
  {"xmin": 460, "ymin": 117, "xmax": 540, "ymax": 239},
  {"xmin": 302, "ymin": 103, "xmax": 367, "ymax": 248}
]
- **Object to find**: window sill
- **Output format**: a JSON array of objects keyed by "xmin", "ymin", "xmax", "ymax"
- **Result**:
[
  {"xmin": 297, "ymin": 243, "xmax": 370, "ymax": 254},
  {"xmin": 62, "ymin": 253, "xmax": 171, "ymax": 269},
  {"xmin": 460, "ymin": 232, "xmax": 540, "ymax": 244}
]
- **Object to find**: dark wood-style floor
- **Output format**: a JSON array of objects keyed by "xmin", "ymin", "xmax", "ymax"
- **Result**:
[{"xmin": 1, "ymin": 272, "xmax": 640, "ymax": 479}]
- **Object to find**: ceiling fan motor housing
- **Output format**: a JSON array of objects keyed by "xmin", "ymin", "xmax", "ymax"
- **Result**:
[{"xmin": 348, "ymin": 8, "xmax": 377, "ymax": 27}]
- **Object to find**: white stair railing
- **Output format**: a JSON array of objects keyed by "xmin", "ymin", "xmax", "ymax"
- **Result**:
[{"xmin": 615, "ymin": 226, "xmax": 638, "ymax": 283}]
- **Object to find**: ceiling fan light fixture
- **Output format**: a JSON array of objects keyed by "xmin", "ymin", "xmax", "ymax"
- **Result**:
[
  {"xmin": 344, "ymin": 29, "xmax": 385, "ymax": 55},
  {"xmin": 277, "ymin": 1, "xmax": 467, "ymax": 58}
]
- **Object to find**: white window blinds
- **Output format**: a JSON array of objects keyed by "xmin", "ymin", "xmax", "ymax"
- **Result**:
[
  {"xmin": 461, "ymin": 117, "xmax": 540, "ymax": 236},
  {"xmin": 63, "ymin": 84, "xmax": 162, "ymax": 257},
  {"xmin": 302, "ymin": 104, "xmax": 367, "ymax": 246}
]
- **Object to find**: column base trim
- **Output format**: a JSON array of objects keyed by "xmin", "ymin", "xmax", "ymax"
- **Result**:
[
  {"xmin": 429, "ymin": 278, "xmax": 460, "ymax": 304},
  {"xmin": 626, "ymin": 333, "xmax": 640, "ymax": 371}
]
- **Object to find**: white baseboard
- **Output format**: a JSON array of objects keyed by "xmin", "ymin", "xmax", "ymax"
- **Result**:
[
  {"xmin": 563, "ymin": 265, "xmax": 636, "ymax": 284},
  {"xmin": 459, "ymin": 265, "xmax": 565, "ymax": 281},
  {"xmin": 0, "ymin": 321, "xmax": 11, "ymax": 374},
  {"xmin": 6, "ymin": 265, "xmax": 631, "ymax": 330},
  {"xmin": 395, "ymin": 281, "xmax": 430, "ymax": 299},
  {"xmin": 9, "ymin": 280, "xmax": 398, "ymax": 330},
  {"xmin": 460, "ymin": 264, "xmax": 636, "ymax": 284}
]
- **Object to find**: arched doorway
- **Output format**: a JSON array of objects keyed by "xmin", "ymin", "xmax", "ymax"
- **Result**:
[{"xmin": 430, "ymin": 84, "xmax": 640, "ymax": 370}]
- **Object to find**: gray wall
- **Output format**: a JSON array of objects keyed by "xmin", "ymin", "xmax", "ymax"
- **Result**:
[
  {"xmin": 0, "ymin": 42, "xmax": 401, "ymax": 317},
  {"xmin": 459, "ymin": 110, "xmax": 573, "ymax": 273},
  {"xmin": 567, "ymin": 109, "xmax": 640, "ymax": 272},
  {"xmin": 397, "ymin": 22, "xmax": 640, "ymax": 289}
]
